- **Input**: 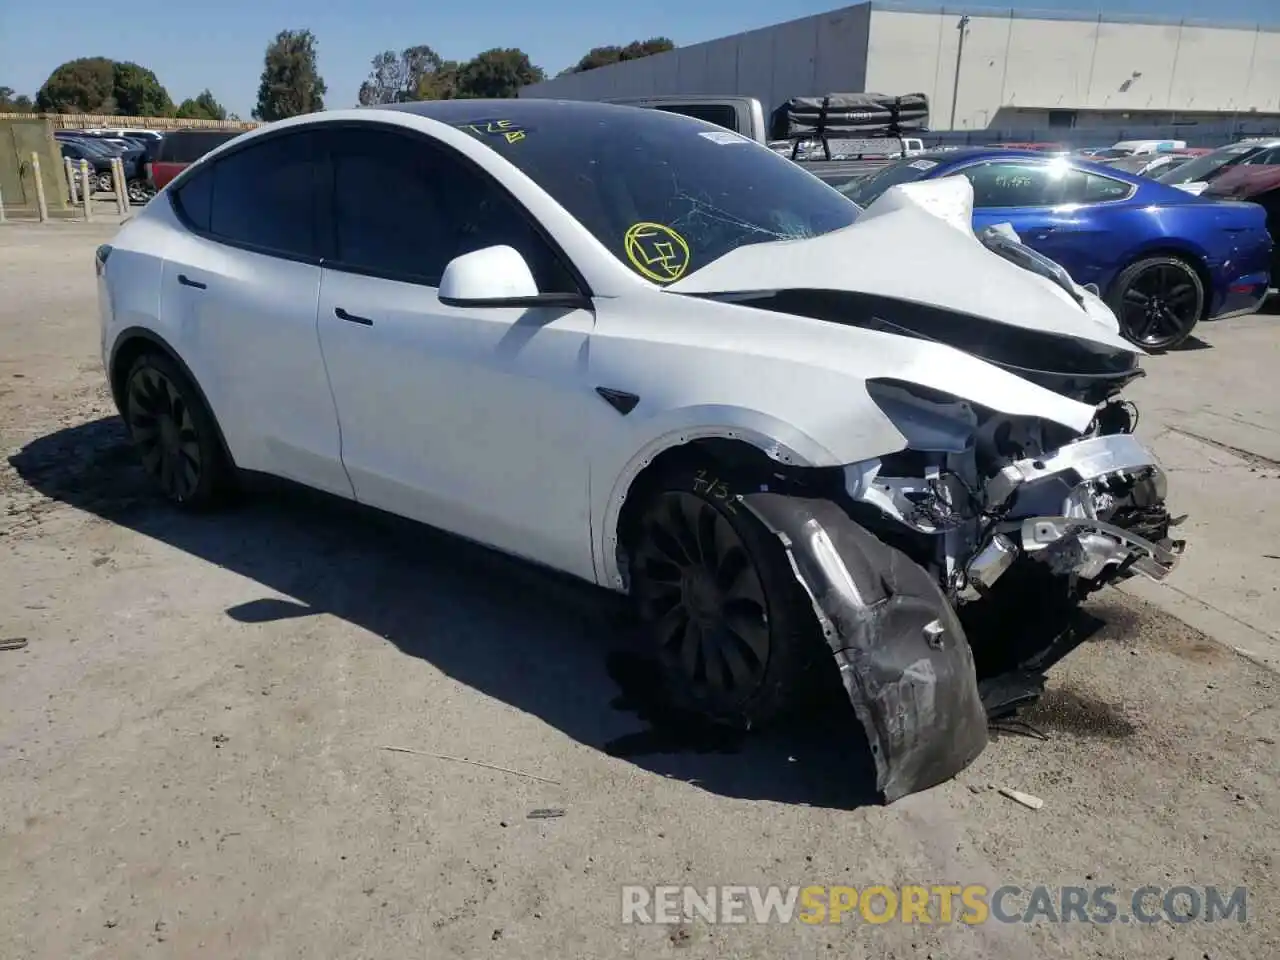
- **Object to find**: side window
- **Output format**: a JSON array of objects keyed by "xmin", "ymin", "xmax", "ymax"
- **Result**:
[
  {"xmin": 173, "ymin": 167, "xmax": 213, "ymax": 232},
  {"xmin": 961, "ymin": 162, "xmax": 1061, "ymax": 208},
  {"xmin": 1062, "ymin": 170, "xmax": 1132, "ymax": 204},
  {"xmin": 206, "ymin": 131, "xmax": 318, "ymax": 257},
  {"xmin": 325, "ymin": 126, "xmax": 576, "ymax": 291},
  {"xmin": 1245, "ymin": 147, "xmax": 1280, "ymax": 165}
]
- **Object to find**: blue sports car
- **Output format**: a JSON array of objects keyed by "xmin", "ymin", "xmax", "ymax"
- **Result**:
[{"xmin": 823, "ymin": 148, "xmax": 1273, "ymax": 351}]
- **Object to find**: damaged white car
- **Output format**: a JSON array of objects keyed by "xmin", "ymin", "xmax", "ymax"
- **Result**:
[{"xmin": 97, "ymin": 100, "xmax": 1183, "ymax": 802}]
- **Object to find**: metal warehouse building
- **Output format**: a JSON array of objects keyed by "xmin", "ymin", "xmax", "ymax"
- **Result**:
[{"xmin": 521, "ymin": 2, "xmax": 1280, "ymax": 130}]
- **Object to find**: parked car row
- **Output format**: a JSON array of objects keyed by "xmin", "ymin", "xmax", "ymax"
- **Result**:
[
  {"xmin": 54, "ymin": 129, "xmax": 154, "ymax": 203},
  {"xmin": 52, "ymin": 127, "xmax": 242, "ymax": 204}
]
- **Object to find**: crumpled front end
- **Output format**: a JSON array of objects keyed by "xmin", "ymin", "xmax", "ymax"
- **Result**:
[{"xmin": 737, "ymin": 380, "xmax": 1182, "ymax": 802}]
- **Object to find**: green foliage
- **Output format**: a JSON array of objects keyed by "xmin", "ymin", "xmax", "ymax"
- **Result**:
[
  {"xmin": 176, "ymin": 89, "xmax": 228, "ymax": 121},
  {"xmin": 253, "ymin": 29, "xmax": 327, "ymax": 121},
  {"xmin": 36, "ymin": 57, "xmax": 116, "ymax": 113},
  {"xmin": 0, "ymin": 86, "xmax": 34, "ymax": 112},
  {"xmin": 34, "ymin": 57, "xmax": 176, "ymax": 115},
  {"xmin": 112, "ymin": 62, "xmax": 174, "ymax": 117},
  {"xmin": 567, "ymin": 38, "xmax": 675, "ymax": 74},
  {"xmin": 358, "ymin": 45, "xmax": 456, "ymax": 105},
  {"xmin": 454, "ymin": 48, "xmax": 545, "ymax": 99}
]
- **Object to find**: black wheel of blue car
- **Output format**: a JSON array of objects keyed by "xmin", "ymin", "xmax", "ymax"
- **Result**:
[
  {"xmin": 629, "ymin": 471, "xmax": 818, "ymax": 727},
  {"xmin": 123, "ymin": 352, "xmax": 231, "ymax": 510},
  {"xmin": 1109, "ymin": 255, "xmax": 1204, "ymax": 352}
]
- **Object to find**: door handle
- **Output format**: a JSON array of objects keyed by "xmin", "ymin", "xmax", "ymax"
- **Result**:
[
  {"xmin": 177, "ymin": 273, "xmax": 206, "ymax": 289},
  {"xmin": 335, "ymin": 307, "xmax": 374, "ymax": 326}
]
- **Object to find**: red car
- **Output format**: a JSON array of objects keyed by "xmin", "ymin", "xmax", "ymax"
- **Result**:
[
  {"xmin": 149, "ymin": 130, "xmax": 242, "ymax": 191},
  {"xmin": 1203, "ymin": 164, "xmax": 1280, "ymax": 293}
]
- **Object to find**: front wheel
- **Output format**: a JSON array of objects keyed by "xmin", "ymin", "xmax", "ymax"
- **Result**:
[
  {"xmin": 122, "ymin": 352, "xmax": 232, "ymax": 510},
  {"xmin": 627, "ymin": 465, "xmax": 820, "ymax": 727},
  {"xmin": 126, "ymin": 178, "xmax": 154, "ymax": 204},
  {"xmin": 1108, "ymin": 255, "xmax": 1204, "ymax": 352}
]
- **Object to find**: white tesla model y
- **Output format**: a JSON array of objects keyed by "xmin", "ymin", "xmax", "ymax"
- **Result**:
[{"xmin": 96, "ymin": 100, "xmax": 1182, "ymax": 800}]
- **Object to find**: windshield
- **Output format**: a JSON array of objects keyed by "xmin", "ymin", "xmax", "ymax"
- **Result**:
[
  {"xmin": 447, "ymin": 103, "xmax": 860, "ymax": 283},
  {"xmin": 1155, "ymin": 144, "xmax": 1259, "ymax": 185},
  {"xmin": 1089, "ymin": 148, "xmax": 1131, "ymax": 160},
  {"xmin": 1102, "ymin": 156, "xmax": 1154, "ymax": 174},
  {"xmin": 829, "ymin": 157, "xmax": 941, "ymax": 205}
]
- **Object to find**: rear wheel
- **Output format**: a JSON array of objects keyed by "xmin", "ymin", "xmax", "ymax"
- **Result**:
[
  {"xmin": 627, "ymin": 463, "xmax": 820, "ymax": 727},
  {"xmin": 1108, "ymin": 255, "xmax": 1204, "ymax": 352},
  {"xmin": 122, "ymin": 352, "xmax": 232, "ymax": 510}
]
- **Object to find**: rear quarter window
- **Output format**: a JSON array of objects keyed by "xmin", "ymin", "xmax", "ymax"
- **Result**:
[{"xmin": 172, "ymin": 169, "xmax": 212, "ymax": 231}]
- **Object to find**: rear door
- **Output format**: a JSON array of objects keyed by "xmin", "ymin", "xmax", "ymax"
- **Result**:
[{"xmin": 158, "ymin": 130, "xmax": 350, "ymax": 496}]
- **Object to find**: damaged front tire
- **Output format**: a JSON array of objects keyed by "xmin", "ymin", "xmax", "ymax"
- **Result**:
[{"xmin": 628, "ymin": 463, "xmax": 822, "ymax": 729}]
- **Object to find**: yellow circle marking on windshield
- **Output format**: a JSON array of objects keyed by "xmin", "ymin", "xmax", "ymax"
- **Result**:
[{"xmin": 624, "ymin": 222, "xmax": 691, "ymax": 283}]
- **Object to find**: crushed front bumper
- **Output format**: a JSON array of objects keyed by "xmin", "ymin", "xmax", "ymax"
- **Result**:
[
  {"xmin": 740, "ymin": 432, "xmax": 1181, "ymax": 804},
  {"xmin": 982, "ymin": 432, "xmax": 1184, "ymax": 591}
]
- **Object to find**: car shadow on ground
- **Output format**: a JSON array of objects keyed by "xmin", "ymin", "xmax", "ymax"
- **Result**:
[{"xmin": 10, "ymin": 416, "xmax": 880, "ymax": 810}]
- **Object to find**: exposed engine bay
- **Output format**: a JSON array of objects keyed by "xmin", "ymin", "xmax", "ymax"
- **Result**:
[{"xmin": 732, "ymin": 376, "xmax": 1183, "ymax": 803}]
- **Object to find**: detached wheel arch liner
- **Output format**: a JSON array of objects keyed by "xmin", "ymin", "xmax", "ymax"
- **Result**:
[
  {"xmin": 737, "ymin": 492, "xmax": 989, "ymax": 803},
  {"xmin": 109, "ymin": 327, "xmax": 238, "ymax": 471}
]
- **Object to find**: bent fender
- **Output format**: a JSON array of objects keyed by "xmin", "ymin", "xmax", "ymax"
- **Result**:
[{"xmin": 739, "ymin": 493, "xmax": 988, "ymax": 802}]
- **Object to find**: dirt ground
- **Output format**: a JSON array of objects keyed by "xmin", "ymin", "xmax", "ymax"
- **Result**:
[{"xmin": 1, "ymin": 221, "xmax": 1277, "ymax": 959}]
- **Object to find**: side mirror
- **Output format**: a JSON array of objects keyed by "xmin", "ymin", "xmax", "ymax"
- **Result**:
[
  {"xmin": 439, "ymin": 245, "xmax": 538, "ymax": 303},
  {"xmin": 437, "ymin": 245, "xmax": 592, "ymax": 310}
]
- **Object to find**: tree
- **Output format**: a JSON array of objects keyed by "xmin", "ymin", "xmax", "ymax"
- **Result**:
[
  {"xmin": 357, "ymin": 45, "xmax": 452, "ymax": 105},
  {"xmin": 454, "ymin": 48, "xmax": 544, "ymax": 99},
  {"xmin": 112, "ymin": 61, "xmax": 174, "ymax": 116},
  {"xmin": 567, "ymin": 37, "xmax": 675, "ymax": 74},
  {"xmin": 253, "ymin": 29, "xmax": 327, "ymax": 121},
  {"xmin": 36, "ymin": 57, "xmax": 115, "ymax": 113},
  {"xmin": 415, "ymin": 59, "xmax": 461, "ymax": 100},
  {"xmin": 176, "ymin": 89, "xmax": 228, "ymax": 121},
  {"xmin": 35, "ymin": 57, "xmax": 176, "ymax": 115},
  {"xmin": 0, "ymin": 86, "xmax": 33, "ymax": 113}
]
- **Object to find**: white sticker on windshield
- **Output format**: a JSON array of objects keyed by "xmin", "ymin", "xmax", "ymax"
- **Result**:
[
  {"xmin": 908, "ymin": 159, "xmax": 938, "ymax": 171},
  {"xmin": 699, "ymin": 130, "xmax": 749, "ymax": 145}
]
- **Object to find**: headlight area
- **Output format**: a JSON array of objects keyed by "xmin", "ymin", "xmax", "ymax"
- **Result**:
[{"xmin": 852, "ymin": 379, "xmax": 1185, "ymax": 688}]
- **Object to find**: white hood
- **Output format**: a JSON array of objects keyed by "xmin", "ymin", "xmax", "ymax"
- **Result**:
[{"xmin": 669, "ymin": 177, "xmax": 1137, "ymax": 354}]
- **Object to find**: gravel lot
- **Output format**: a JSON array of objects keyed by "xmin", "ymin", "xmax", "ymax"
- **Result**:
[{"xmin": 1, "ymin": 221, "xmax": 1277, "ymax": 959}]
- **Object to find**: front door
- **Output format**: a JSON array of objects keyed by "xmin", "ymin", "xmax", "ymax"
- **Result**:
[{"xmin": 313, "ymin": 125, "xmax": 598, "ymax": 580}]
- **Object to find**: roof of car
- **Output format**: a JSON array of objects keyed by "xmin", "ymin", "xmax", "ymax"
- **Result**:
[{"xmin": 378, "ymin": 98, "xmax": 659, "ymax": 125}]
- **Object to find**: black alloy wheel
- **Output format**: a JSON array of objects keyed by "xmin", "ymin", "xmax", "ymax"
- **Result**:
[
  {"xmin": 631, "ymin": 490, "xmax": 773, "ymax": 714},
  {"xmin": 125, "ymin": 363, "xmax": 203, "ymax": 503},
  {"xmin": 1111, "ymin": 256, "xmax": 1204, "ymax": 351}
]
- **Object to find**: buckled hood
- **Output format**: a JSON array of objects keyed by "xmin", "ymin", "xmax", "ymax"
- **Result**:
[{"xmin": 668, "ymin": 177, "xmax": 1138, "ymax": 355}]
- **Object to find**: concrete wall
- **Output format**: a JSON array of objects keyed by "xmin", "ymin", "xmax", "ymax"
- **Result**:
[
  {"xmin": 1, "ymin": 119, "xmax": 69, "ymax": 217},
  {"xmin": 866, "ymin": 6, "xmax": 1280, "ymax": 129},
  {"xmin": 521, "ymin": 3, "xmax": 873, "ymax": 113}
]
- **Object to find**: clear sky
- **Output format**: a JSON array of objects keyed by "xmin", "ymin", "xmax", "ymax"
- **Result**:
[{"xmin": 3, "ymin": 0, "xmax": 1278, "ymax": 117}]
